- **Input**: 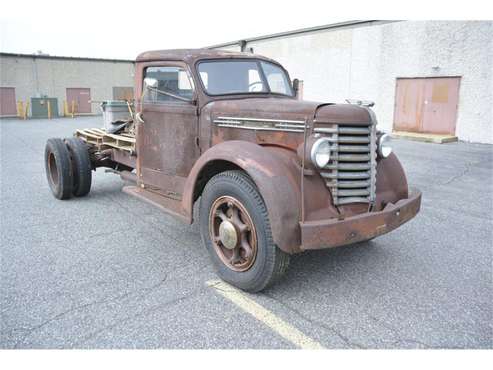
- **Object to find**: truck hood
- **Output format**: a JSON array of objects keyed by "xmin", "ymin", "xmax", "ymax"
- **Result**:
[{"xmin": 206, "ymin": 97, "xmax": 371, "ymax": 125}]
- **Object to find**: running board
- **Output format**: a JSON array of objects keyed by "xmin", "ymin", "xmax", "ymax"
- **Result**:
[{"xmin": 122, "ymin": 185, "xmax": 189, "ymax": 223}]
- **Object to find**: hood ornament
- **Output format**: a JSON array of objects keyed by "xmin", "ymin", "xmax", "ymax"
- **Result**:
[{"xmin": 346, "ymin": 99, "xmax": 375, "ymax": 107}]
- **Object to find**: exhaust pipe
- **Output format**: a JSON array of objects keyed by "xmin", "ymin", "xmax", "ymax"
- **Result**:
[
  {"xmin": 120, "ymin": 170, "xmax": 137, "ymax": 183},
  {"xmin": 104, "ymin": 168, "xmax": 137, "ymax": 183}
]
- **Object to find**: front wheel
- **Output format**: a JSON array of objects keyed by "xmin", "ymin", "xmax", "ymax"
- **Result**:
[{"xmin": 199, "ymin": 170, "xmax": 290, "ymax": 292}]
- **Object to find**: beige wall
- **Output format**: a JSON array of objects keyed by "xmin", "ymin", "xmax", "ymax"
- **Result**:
[
  {"xmin": 214, "ymin": 21, "xmax": 493, "ymax": 144},
  {"xmin": 0, "ymin": 55, "xmax": 134, "ymax": 116}
]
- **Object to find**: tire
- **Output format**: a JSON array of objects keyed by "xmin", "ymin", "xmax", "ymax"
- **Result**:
[
  {"xmin": 65, "ymin": 137, "xmax": 92, "ymax": 197},
  {"xmin": 44, "ymin": 138, "xmax": 73, "ymax": 200},
  {"xmin": 199, "ymin": 170, "xmax": 290, "ymax": 292}
]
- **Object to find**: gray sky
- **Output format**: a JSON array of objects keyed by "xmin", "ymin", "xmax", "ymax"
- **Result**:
[
  {"xmin": 0, "ymin": 0, "xmax": 487, "ymax": 60},
  {"xmin": 1, "ymin": 0, "xmax": 354, "ymax": 59}
]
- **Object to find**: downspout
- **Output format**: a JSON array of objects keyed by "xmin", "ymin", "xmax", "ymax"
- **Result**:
[{"xmin": 32, "ymin": 56, "xmax": 40, "ymax": 97}]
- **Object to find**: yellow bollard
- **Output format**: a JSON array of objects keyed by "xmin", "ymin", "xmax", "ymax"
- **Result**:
[
  {"xmin": 47, "ymin": 100, "xmax": 52, "ymax": 119},
  {"xmin": 17, "ymin": 101, "xmax": 24, "ymax": 118},
  {"xmin": 24, "ymin": 101, "xmax": 29, "ymax": 120},
  {"xmin": 71, "ymin": 100, "xmax": 75, "ymax": 118}
]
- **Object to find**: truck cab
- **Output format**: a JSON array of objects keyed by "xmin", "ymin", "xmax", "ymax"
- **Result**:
[{"xmin": 44, "ymin": 49, "xmax": 421, "ymax": 292}]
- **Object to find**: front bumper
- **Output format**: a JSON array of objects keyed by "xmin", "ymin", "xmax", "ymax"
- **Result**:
[{"xmin": 300, "ymin": 189, "xmax": 422, "ymax": 250}]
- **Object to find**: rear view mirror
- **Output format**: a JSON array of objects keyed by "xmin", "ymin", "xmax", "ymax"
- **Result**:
[
  {"xmin": 142, "ymin": 76, "xmax": 195, "ymax": 104},
  {"xmin": 293, "ymin": 78, "xmax": 299, "ymax": 93},
  {"xmin": 292, "ymin": 78, "xmax": 303, "ymax": 100},
  {"xmin": 144, "ymin": 77, "xmax": 158, "ymax": 89}
]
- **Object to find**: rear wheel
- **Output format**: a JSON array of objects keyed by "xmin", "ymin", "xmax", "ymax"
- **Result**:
[
  {"xmin": 199, "ymin": 170, "xmax": 290, "ymax": 292},
  {"xmin": 65, "ymin": 137, "xmax": 92, "ymax": 197},
  {"xmin": 44, "ymin": 138, "xmax": 73, "ymax": 200}
]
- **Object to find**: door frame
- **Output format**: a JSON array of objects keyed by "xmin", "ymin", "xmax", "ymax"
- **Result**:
[
  {"xmin": 66, "ymin": 88, "xmax": 92, "ymax": 114},
  {"xmin": 0, "ymin": 87, "xmax": 17, "ymax": 117},
  {"xmin": 393, "ymin": 76, "xmax": 461, "ymax": 135},
  {"xmin": 136, "ymin": 61, "xmax": 199, "ymax": 197}
]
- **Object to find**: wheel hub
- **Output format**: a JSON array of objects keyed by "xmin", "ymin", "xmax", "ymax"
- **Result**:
[
  {"xmin": 209, "ymin": 195, "xmax": 258, "ymax": 272},
  {"xmin": 218, "ymin": 220, "xmax": 238, "ymax": 250}
]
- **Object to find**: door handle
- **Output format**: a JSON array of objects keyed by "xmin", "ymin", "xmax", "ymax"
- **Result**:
[{"xmin": 135, "ymin": 112, "xmax": 145, "ymax": 124}]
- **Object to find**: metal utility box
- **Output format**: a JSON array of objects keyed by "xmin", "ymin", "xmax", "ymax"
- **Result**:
[
  {"xmin": 100, "ymin": 100, "xmax": 132, "ymax": 132},
  {"xmin": 31, "ymin": 97, "xmax": 59, "ymax": 118}
]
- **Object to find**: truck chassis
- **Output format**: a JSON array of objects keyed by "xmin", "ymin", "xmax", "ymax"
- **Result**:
[{"xmin": 44, "ymin": 48, "xmax": 421, "ymax": 292}]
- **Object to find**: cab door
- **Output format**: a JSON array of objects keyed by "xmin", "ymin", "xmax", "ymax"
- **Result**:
[{"xmin": 137, "ymin": 63, "xmax": 199, "ymax": 199}]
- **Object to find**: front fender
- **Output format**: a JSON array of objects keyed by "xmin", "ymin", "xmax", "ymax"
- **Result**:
[
  {"xmin": 182, "ymin": 141, "xmax": 302, "ymax": 254},
  {"xmin": 374, "ymin": 152, "xmax": 409, "ymax": 210}
]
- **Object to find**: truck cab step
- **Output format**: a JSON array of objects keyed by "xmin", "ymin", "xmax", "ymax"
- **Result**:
[{"xmin": 122, "ymin": 185, "xmax": 189, "ymax": 223}]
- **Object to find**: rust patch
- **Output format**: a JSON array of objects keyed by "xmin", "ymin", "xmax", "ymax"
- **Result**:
[
  {"xmin": 300, "ymin": 190, "xmax": 421, "ymax": 250},
  {"xmin": 431, "ymin": 83, "xmax": 449, "ymax": 103}
]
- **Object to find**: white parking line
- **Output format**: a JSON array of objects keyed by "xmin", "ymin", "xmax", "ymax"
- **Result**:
[{"xmin": 207, "ymin": 280, "xmax": 325, "ymax": 349}]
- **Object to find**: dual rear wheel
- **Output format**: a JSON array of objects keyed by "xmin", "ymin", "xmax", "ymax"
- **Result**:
[{"xmin": 44, "ymin": 137, "xmax": 92, "ymax": 200}]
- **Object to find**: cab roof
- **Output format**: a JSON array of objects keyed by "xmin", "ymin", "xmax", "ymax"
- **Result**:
[{"xmin": 136, "ymin": 48, "xmax": 278, "ymax": 65}]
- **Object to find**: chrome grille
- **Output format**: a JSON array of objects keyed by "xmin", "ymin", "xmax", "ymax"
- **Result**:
[{"xmin": 315, "ymin": 123, "xmax": 377, "ymax": 205}]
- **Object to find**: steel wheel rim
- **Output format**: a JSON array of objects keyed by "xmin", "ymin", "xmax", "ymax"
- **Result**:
[
  {"xmin": 209, "ymin": 196, "xmax": 258, "ymax": 272},
  {"xmin": 48, "ymin": 152, "xmax": 59, "ymax": 187}
]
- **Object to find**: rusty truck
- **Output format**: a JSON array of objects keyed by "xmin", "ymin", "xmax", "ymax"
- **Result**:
[{"xmin": 44, "ymin": 49, "xmax": 421, "ymax": 292}]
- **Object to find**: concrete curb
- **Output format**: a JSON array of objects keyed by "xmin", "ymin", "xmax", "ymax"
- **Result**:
[{"xmin": 392, "ymin": 131, "xmax": 458, "ymax": 144}]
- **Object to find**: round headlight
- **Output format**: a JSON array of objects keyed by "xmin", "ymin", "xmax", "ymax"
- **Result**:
[
  {"xmin": 377, "ymin": 133, "xmax": 392, "ymax": 158},
  {"xmin": 310, "ymin": 137, "xmax": 331, "ymax": 168}
]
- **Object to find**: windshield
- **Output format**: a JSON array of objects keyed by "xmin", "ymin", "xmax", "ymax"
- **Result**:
[{"xmin": 197, "ymin": 60, "xmax": 294, "ymax": 97}]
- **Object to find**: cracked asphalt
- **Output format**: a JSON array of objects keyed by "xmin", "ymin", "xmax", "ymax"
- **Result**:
[{"xmin": 1, "ymin": 116, "xmax": 492, "ymax": 349}]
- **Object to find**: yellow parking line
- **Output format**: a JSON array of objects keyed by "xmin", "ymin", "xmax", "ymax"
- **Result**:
[{"xmin": 207, "ymin": 280, "xmax": 325, "ymax": 349}]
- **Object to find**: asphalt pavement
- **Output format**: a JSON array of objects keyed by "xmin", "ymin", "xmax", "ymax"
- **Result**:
[{"xmin": 1, "ymin": 116, "xmax": 492, "ymax": 349}]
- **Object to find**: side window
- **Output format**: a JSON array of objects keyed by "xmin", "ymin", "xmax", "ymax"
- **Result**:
[
  {"xmin": 144, "ymin": 66, "xmax": 194, "ymax": 103},
  {"xmin": 261, "ymin": 62, "xmax": 291, "ymax": 95},
  {"xmin": 248, "ymin": 69, "xmax": 264, "ymax": 92},
  {"xmin": 199, "ymin": 71, "xmax": 209, "ymax": 89}
]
